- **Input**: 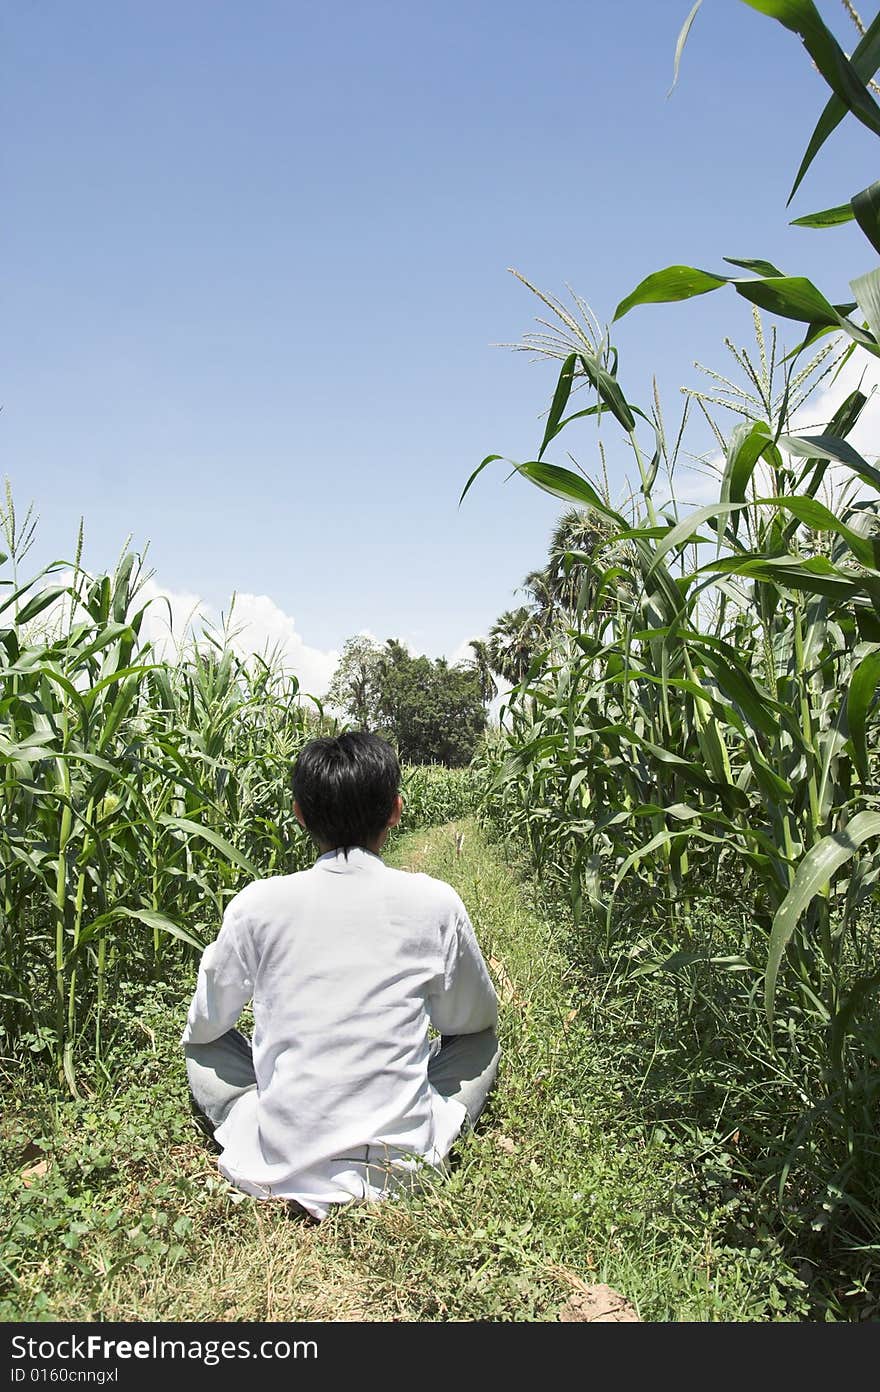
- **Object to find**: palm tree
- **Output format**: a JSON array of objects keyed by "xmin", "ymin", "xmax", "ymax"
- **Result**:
[
  {"xmin": 488, "ymin": 607, "xmax": 538, "ymax": 686},
  {"xmin": 467, "ymin": 639, "xmax": 497, "ymax": 705},
  {"xmin": 520, "ymin": 568, "xmax": 556, "ymax": 635},
  {"xmin": 545, "ymin": 507, "xmax": 615, "ymax": 614}
]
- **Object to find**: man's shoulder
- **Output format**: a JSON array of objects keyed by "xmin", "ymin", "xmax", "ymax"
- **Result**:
[
  {"xmin": 224, "ymin": 867, "xmax": 314, "ymax": 917},
  {"xmin": 384, "ymin": 864, "xmax": 465, "ymax": 914}
]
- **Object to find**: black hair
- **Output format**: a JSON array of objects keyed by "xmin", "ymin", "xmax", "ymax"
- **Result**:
[{"xmin": 292, "ymin": 731, "xmax": 401, "ymax": 855}]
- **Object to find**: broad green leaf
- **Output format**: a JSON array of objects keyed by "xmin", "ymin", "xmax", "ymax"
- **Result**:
[
  {"xmin": 851, "ymin": 267, "xmax": 880, "ymax": 345},
  {"xmin": 95, "ymin": 673, "xmax": 142, "ymax": 752},
  {"xmin": 779, "ymin": 430, "xmax": 880, "ymax": 492},
  {"xmin": 702, "ymin": 552, "xmax": 864, "ymax": 601},
  {"xmin": 782, "ymin": 391, "xmax": 867, "ymax": 532},
  {"xmin": 611, "ymin": 524, "xmax": 711, "ymax": 542},
  {"xmin": 0, "ymin": 731, "xmax": 58, "ymax": 761},
  {"xmin": 614, "ymin": 826, "xmax": 731, "ymax": 890},
  {"xmin": 781, "ymin": 321, "xmax": 842, "ymax": 361},
  {"xmin": 745, "ymin": 747, "xmax": 796, "ymax": 804},
  {"xmin": 828, "ymin": 388, "xmax": 869, "ymax": 442},
  {"xmin": 602, "ymin": 722, "xmax": 748, "ymax": 806},
  {"xmin": 14, "ymin": 584, "xmax": 69, "ymax": 626},
  {"xmin": 538, "ymin": 354, "xmax": 577, "ymax": 460},
  {"xmin": 158, "ymin": 815, "xmax": 260, "ymax": 877},
  {"xmin": 5, "ymin": 662, "xmax": 85, "ymax": 708},
  {"xmin": 630, "ymin": 951, "xmax": 754, "ymax": 980},
  {"xmin": 696, "ymin": 646, "xmax": 783, "ymax": 740},
  {"xmin": 112, "ymin": 554, "xmax": 136, "ymax": 623},
  {"xmin": 732, "ymin": 275, "xmax": 841, "ymax": 326},
  {"xmin": 766, "ymin": 811, "xmax": 880, "ymax": 1022},
  {"xmin": 851, "ymin": 181, "xmax": 880, "ymax": 256},
  {"xmin": 76, "ymin": 906, "xmax": 206, "ymax": 953},
  {"xmin": 512, "ymin": 460, "xmax": 628, "ymax": 527},
  {"xmin": 614, "ymin": 265, "xmax": 727, "ymax": 321},
  {"xmin": 644, "ymin": 501, "xmax": 749, "ymax": 576},
  {"xmin": 789, "ymin": 10, "xmax": 880, "ymax": 200},
  {"xmin": 553, "ymin": 405, "xmax": 608, "ymax": 436},
  {"xmin": 87, "ymin": 661, "xmax": 161, "ymax": 703},
  {"xmin": 723, "ymin": 256, "xmax": 785, "ymax": 277},
  {"xmin": 846, "ymin": 646, "xmax": 880, "ymax": 783},
  {"xmin": 754, "ymin": 493, "xmax": 877, "ymax": 567},
  {"xmin": 743, "ymin": 2, "xmax": 880, "ymax": 139},
  {"xmin": 577, "ymin": 352, "xmax": 636, "ymax": 432},
  {"xmin": 790, "ymin": 203, "xmax": 855, "ymax": 229},
  {"xmin": 721, "ymin": 420, "xmax": 774, "ymax": 521}
]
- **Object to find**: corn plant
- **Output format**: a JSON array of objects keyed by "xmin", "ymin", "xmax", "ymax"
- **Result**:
[
  {"xmin": 0, "ymin": 510, "xmax": 323, "ymax": 1086},
  {"xmin": 0, "ymin": 505, "xmax": 484, "ymax": 1087},
  {"xmin": 395, "ymin": 762, "xmax": 484, "ymax": 833},
  {"xmin": 469, "ymin": 0, "xmax": 880, "ymax": 1236}
]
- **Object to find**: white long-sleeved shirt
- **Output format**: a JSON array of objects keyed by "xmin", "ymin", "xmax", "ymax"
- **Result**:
[{"xmin": 181, "ymin": 846, "xmax": 498, "ymax": 1219}]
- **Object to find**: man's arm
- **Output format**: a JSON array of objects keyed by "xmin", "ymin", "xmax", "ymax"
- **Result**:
[
  {"xmin": 181, "ymin": 900, "xmax": 254, "ymax": 1046},
  {"xmin": 427, "ymin": 892, "xmax": 498, "ymax": 1036}
]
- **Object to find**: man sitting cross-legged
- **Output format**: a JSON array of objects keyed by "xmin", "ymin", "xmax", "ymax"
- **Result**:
[{"xmin": 182, "ymin": 731, "xmax": 500, "ymax": 1220}]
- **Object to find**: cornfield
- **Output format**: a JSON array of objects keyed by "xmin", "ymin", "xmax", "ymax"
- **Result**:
[
  {"xmin": 398, "ymin": 763, "xmax": 484, "ymax": 831},
  {"xmin": 471, "ymin": 0, "xmax": 880, "ymax": 1248},
  {"xmin": 0, "ymin": 498, "xmax": 473, "ymax": 1088}
]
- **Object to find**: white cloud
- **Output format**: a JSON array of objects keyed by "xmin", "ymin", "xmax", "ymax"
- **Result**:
[
  {"xmin": 447, "ymin": 635, "xmax": 478, "ymax": 667},
  {"xmin": 138, "ymin": 580, "xmax": 205, "ymax": 653},
  {"xmin": 138, "ymin": 580, "xmax": 338, "ymax": 701}
]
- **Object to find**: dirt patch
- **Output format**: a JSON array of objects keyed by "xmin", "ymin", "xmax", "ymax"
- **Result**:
[{"xmin": 558, "ymin": 1284, "xmax": 640, "ymax": 1322}]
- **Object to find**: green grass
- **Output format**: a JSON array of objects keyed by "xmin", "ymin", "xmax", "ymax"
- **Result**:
[{"xmin": 0, "ymin": 818, "xmax": 817, "ymax": 1322}]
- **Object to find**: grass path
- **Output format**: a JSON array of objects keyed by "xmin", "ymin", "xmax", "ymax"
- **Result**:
[{"xmin": 1, "ymin": 818, "xmax": 805, "ymax": 1321}]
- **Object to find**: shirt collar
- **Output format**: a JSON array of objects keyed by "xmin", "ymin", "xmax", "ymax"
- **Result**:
[{"xmin": 314, "ymin": 847, "xmax": 386, "ymax": 873}]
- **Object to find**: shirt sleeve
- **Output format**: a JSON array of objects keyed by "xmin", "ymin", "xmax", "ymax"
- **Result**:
[
  {"xmin": 180, "ymin": 898, "xmax": 255, "ymax": 1046},
  {"xmin": 427, "ymin": 890, "xmax": 498, "ymax": 1036}
]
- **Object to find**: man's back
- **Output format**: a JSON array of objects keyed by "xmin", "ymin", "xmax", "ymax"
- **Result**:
[{"xmin": 182, "ymin": 846, "xmax": 498, "ymax": 1218}]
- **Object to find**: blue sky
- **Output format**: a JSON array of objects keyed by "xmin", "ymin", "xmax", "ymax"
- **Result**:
[{"xmin": 4, "ymin": 0, "xmax": 879, "ymax": 693}]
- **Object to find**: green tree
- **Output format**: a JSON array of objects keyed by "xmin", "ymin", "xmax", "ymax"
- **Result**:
[
  {"xmin": 325, "ymin": 636, "xmax": 487, "ymax": 765},
  {"xmin": 324, "ymin": 634, "xmax": 382, "ymax": 727},
  {"xmin": 375, "ymin": 646, "xmax": 486, "ymax": 765},
  {"xmin": 485, "ymin": 508, "xmax": 623, "ymax": 690}
]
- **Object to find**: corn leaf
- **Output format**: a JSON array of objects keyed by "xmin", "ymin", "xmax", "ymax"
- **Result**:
[
  {"xmin": 76, "ymin": 907, "xmax": 207, "ymax": 953},
  {"xmin": 851, "ymin": 267, "xmax": 880, "ymax": 345},
  {"xmin": 846, "ymin": 646, "xmax": 880, "ymax": 783},
  {"xmin": 779, "ymin": 430, "xmax": 880, "ymax": 492},
  {"xmin": 743, "ymin": 2, "xmax": 880, "ymax": 140},
  {"xmin": 754, "ymin": 494, "xmax": 878, "ymax": 567},
  {"xmin": 538, "ymin": 355, "xmax": 577, "ymax": 460},
  {"xmin": 614, "ymin": 266, "xmax": 727, "ymax": 321},
  {"xmin": 851, "ymin": 181, "xmax": 880, "ymax": 256},
  {"xmin": 158, "ymin": 815, "xmax": 260, "ymax": 877},
  {"xmin": 789, "ymin": 9, "xmax": 880, "ymax": 201},
  {"xmin": 723, "ymin": 257, "xmax": 786, "ymax": 277},
  {"xmin": 459, "ymin": 454, "xmax": 506, "ymax": 506},
  {"xmin": 732, "ymin": 275, "xmax": 841, "ymax": 326},
  {"xmin": 577, "ymin": 353, "xmax": 636, "ymax": 431},
  {"xmin": 668, "ymin": 0, "xmax": 703, "ymax": 95},
  {"xmin": 790, "ymin": 203, "xmax": 855, "ymax": 229},
  {"xmin": 766, "ymin": 811, "xmax": 880, "ymax": 1022}
]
